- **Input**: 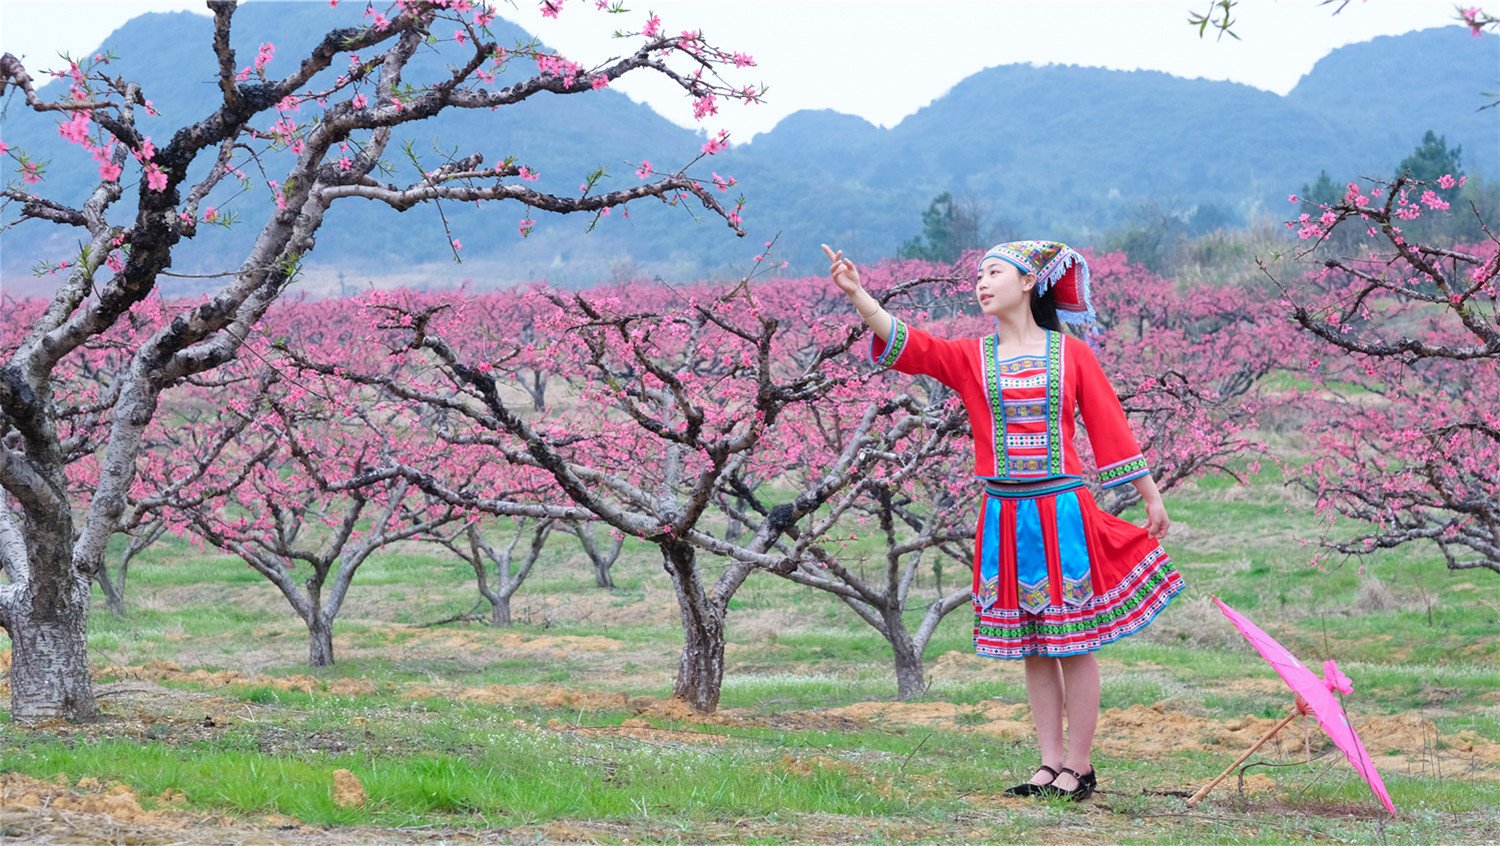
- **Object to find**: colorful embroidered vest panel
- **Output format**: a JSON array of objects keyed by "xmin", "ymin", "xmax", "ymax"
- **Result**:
[{"xmin": 981, "ymin": 329, "xmax": 1066, "ymax": 481}]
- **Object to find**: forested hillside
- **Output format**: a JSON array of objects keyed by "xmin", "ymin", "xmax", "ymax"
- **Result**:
[{"xmin": 2, "ymin": 10, "xmax": 1494, "ymax": 291}]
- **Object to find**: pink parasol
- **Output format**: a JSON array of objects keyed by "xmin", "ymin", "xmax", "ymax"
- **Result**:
[{"xmin": 1186, "ymin": 596, "xmax": 1397, "ymax": 817}]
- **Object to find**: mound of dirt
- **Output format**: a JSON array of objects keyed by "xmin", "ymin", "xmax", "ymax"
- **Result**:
[
  {"xmin": 331, "ymin": 769, "xmax": 366, "ymax": 808},
  {"xmin": 762, "ymin": 710, "xmax": 871, "ymax": 732},
  {"xmin": 1359, "ymin": 713, "xmax": 1500, "ymax": 777},
  {"xmin": 400, "ymin": 682, "xmax": 636, "ymax": 712},
  {"xmin": 0, "ymin": 772, "xmax": 199, "ymax": 827},
  {"xmin": 1093, "ymin": 703, "xmax": 1270, "ymax": 757},
  {"xmin": 636, "ymin": 697, "xmax": 704, "ymax": 722}
]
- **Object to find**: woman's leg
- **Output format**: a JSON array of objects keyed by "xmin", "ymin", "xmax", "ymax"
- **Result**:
[
  {"xmin": 1052, "ymin": 652, "xmax": 1101, "ymax": 789},
  {"xmin": 1023, "ymin": 654, "xmax": 1065, "ymax": 783}
]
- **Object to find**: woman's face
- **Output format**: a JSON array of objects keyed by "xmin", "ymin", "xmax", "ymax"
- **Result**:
[{"xmin": 975, "ymin": 257, "xmax": 1035, "ymax": 318}]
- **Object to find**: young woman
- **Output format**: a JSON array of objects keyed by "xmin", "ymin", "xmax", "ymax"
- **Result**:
[{"xmin": 821, "ymin": 241, "xmax": 1184, "ymax": 801}]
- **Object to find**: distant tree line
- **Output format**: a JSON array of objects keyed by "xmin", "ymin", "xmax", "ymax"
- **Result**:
[{"xmin": 895, "ymin": 130, "xmax": 1495, "ymax": 276}]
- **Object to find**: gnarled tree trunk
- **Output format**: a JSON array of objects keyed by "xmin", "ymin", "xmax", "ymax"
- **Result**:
[
  {"xmin": 885, "ymin": 607, "xmax": 928, "ymax": 700},
  {"xmin": 307, "ymin": 614, "xmax": 336, "ymax": 667},
  {"xmin": 0, "ymin": 485, "xmax": 100, "ymax": 723},
  {"xmin": 1, "ymin": 570, "xmax": 99, "ymax": 723},
  {"xmin": 662, "ymin": 540, "xmax": 726, "ymax": 714}
]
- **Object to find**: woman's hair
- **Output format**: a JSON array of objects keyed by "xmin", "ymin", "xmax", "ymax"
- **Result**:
[{"xmin": 1029, "ymin": 277, "xmax": 1062, "ymax": 331}]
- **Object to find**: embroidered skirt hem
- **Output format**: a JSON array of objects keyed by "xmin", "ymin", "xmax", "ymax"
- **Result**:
[{"xmin": 971, "ymin": 478, "xmax": 1184, "ymax": 659}]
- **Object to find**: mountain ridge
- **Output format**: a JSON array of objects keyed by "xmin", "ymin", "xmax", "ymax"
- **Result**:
[{"xmin": 2, "ymin": 13, "xmax": 1493, "ymax": 292}]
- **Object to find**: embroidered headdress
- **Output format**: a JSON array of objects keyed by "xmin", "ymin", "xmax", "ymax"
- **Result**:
[{"xmin": 980, "ymin": 240, "xmax": 1095, "ymax": 325}]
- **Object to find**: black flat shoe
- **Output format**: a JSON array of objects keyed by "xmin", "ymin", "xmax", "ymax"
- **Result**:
[
  {"xmin": 1003, "ymin": 764, "xmax": 1059, "ymax": 797},
  {"xmin": 1040, "ymin": 766, "xmax": 1096, "ymax": 802}
]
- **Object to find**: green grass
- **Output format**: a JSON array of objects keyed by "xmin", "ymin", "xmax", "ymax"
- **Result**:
[{"xmin": 5, "ymin": 454, "xmax": 1499, "ymax": 843}]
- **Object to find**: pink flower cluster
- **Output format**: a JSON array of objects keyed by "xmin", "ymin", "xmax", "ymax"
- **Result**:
[
  {"xmin": 692, "ymin": 94, "xmax": 718, "ymax": 121},
  {"xmin": 144, "ymin": 163, "xmax": 168, "ymax": 192},
  {"xmin": 1419, "ymin": 190, "xmax": 1450, "ymax": 211},
  {"xmin": 236, "ymin": 41, "xmax": 276, "ymax": 81},
  {"xmin": 49, "ymin": 98, "xmax": 139, "ymax": 186},
  {"xmin": 1290, "ymin": 213, "xmax": 1324, "ymax": 241},
  {"xmin": 701, "ymin": 129, "xmax": 730, "ymax": 156},
  {"xmin": 1461, "ymin": 5, "xmax": 1487, "ymax": 36},
  {"xmin": 58, "ymin": 110, "xmax": 92, "ymax": 144},
  {"xmin": 363, "ymin": 7, "xmax": 391, "ymax": 29},
  {"xmin": 536, "ymin": 53, "xmax": 584, "ymax": 87}
]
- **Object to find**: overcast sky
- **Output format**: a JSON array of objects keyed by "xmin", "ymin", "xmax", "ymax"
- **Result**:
[{"xmin": 0, "ymin": 1, "xmax": 1466, "ymax": 140}]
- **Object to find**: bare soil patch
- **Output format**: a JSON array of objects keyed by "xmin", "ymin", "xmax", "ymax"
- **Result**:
[
  {"xmin": 826, "ymin": 699, "xmax": 1032, "ymax": 739},
  {"xmin": 824, "ymin": 697, "xmax": 1500, "ymax": 783},
  {"xmin": 546, "ymin": 716, "xmax": 728, "ymax": 745},
  {"xmin": 2, "ymin": 772, "xmax": 197, "ymax": 828},
  {"xmin": 354, "ymin": 625, "xmax": 625, "ymax": 655},
  {"xmin": 1221, "ymin": 677, "xmax": 1294, "ymax": 696}
]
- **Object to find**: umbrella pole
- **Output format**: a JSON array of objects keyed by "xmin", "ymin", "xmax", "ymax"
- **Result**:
[{"xmin": 1186, "ymin": 711, "xmax": 1298, "ymax": 808}]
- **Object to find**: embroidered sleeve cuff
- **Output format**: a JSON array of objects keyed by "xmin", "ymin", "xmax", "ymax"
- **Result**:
[
  {"xmin": 869, "ymin": 317, "xmax": 910, "ymax": 369},
  {"xmin": 1098, "ymin": 455, "xmax": 1149, "ymax": 488}
]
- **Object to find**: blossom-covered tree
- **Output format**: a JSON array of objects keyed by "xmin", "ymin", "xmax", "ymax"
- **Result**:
[
  {"xmin": 1083, "ymin": 251, "xmax": 1293, "ymax": 514},
  {"xmin": 733, "ymin": 251, "xmax": 1292, "ymax": 696},
  {"xmin": 0, "ymin": 0, "xmax": 756, "ymax": 722},
  {"xmin": 286, "ymin": 267, "xmax": 953, "ymax": 713},
  {"xmin": 1273, "ymin": 172, "xmax": 1500, "ymax": 573},
  {"xmin": 0, "ymin": 296, "xmax": 166, "ymax": 620},
  {"xmin": 725, "ymin": 392, "xmax": 976, "ymax": 699},
  {"xmin": 143, "ymin": 351, "xmax": 472, "ymax": 666}
]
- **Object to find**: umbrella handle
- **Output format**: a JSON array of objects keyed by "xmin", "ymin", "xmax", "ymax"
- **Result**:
[{"xmin": 1186, "ymin": 711, "xmax": 1298, "ymax": 808}]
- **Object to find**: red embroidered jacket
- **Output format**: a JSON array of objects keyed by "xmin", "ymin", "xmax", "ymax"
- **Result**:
[{"xmin": 871, "ymin": 319, "xmax": 1150, "ymax": 487}]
